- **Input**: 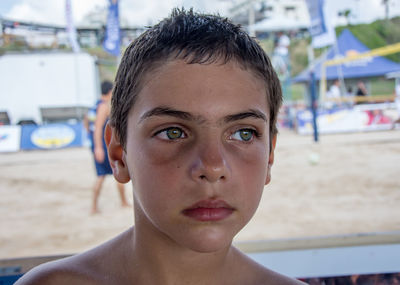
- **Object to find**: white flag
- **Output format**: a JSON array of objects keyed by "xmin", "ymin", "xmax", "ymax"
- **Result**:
[
  {"xmin": 305, "ymin": 0, "xmax": 335, "ymax": 48},
  {"xmin": 65, "ymin": 0, "xmax": 80, "ymax": 52}
]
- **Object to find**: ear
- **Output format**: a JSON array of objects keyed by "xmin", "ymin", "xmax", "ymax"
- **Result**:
[
  {"xmin": 105, "ymin": 123, "xmax": 131, "ymax": 183},
  {"xmin": 265, "ymin": 134, "xmax": 277, "ymax": 185}
]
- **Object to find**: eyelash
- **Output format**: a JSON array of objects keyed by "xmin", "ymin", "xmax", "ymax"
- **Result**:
[
  {"xmin": 153, "ymin": 126, "xmax": 187, "ymax": 140},
  {"xmin": 230, "ymin": 128, "xmax": 260, "ymax": 142},
  {"xmin": 153, "ymin": 127, "xmax": 261, "ymax": 142}
]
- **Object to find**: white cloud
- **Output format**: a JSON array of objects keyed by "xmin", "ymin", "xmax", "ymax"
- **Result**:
[
  {"xmin": 4, "ymin": 0, "xmax": 109, "ymax": 25},
  {"xmin": 4, "ymin": 0, "xmax": 187, "ymax": 26},
  {"xmin": 325, "ymin": 0, "xmax": 400, "ymax": 25},
  {"xmin": 119, "ymin": 0, "xmax": 182, "ymax": 26},
  {"xmin": 73, "ymin": 0, "xmax": 107, "ymax": 23},
  {"xmin": 4, "ymin": 0, "xmax": 232, "ymax": 27},
  {"xmin": 4, "ymin": 0, "xmax": 400, "ymax": 27},
  {"xmin": 6, "ymin": 0, "xmax": 65, "ymax": 25}
]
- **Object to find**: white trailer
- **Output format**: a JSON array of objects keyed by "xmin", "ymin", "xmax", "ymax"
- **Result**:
[{"xmin": 0, "ymin": 52, "xmax": 99, "ymax": 125}]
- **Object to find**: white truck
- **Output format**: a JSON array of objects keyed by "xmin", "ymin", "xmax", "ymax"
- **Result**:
[{"xmin": 0, "ymin": 52, "xmax": 100, "ymax": 125}]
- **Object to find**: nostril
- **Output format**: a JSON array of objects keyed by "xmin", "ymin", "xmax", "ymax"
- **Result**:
[{"xmin": 198, "ymin": 175, "xmax": 225, "ymax": 181}]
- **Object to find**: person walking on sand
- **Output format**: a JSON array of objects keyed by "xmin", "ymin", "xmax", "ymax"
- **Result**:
[{"xmin": 84, "ymin": 80, "xmax": 130, "ymax": 214}]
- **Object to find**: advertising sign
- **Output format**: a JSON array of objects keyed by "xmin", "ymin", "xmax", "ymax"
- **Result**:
[
  {"xmin": 296, "ymin": 103, "xmax": 397, "ymax": 135},
  {"xmin": 0, "ymin": 125, "xmax": 21, "ymax": 152},
  {"xmin": 20, "ymin": 123, "xmax": 83, "ymax": 150}
]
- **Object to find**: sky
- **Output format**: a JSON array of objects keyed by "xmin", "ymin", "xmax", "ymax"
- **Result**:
[{"xmin": 0, "ymin": 0, "xmax": 400, "ymax": 28}]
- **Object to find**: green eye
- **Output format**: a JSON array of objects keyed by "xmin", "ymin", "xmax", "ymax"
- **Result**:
[
  {"xmin": 231, "ymin": 129, "xmax": 255, "ymax": 142},
  {"xmin": 166, "ymin": 127, "xmax": 183, "ymax": 139},
  {"xmin": 155, "ymin": 127, "xmax": 187, "ymax": 141},
  {"xmin": 239, "ymin": 130, "xmax": 253, "ymax": 141}
]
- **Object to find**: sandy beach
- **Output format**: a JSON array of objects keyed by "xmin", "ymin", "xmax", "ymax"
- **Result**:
[{"xmin": 1, "ymin": 129, "xmax": 400, "ymax": 259}]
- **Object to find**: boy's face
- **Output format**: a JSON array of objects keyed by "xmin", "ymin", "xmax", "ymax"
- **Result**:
[{"xmin": 109, "ymin": 60, "xmax": 276, "ymax": 253}]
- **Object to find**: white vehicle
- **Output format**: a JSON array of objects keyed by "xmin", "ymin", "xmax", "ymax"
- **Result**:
[{"xmin": 0, "ymin": 52, "xmax": 99, "ymax": 125}]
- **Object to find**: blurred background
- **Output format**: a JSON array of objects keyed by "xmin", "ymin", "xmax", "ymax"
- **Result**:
[{"xmin": 0, "ymin": 0, "xmax": 400, "ymax": 283}]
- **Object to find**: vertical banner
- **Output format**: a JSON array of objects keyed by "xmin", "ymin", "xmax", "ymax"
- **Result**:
[
  {"xmin": 305, "ymin": 0, "xmax": 335, "ymax": 48},
  {"xmin": 103, "ymin": 0, "xmax": 120, "ymax": 56},
  {"xmin": 306, "ymin": 0, "xmax": 326, "ymax": 37},
  {"xmin": 65, "ymin": 0, "xmax": 80, "ymax": 52}
]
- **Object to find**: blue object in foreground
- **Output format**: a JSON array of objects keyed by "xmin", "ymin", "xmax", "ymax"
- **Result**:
[{"xmin": 0, "ymin": 274, "xmax": 23, "ymax": 285}]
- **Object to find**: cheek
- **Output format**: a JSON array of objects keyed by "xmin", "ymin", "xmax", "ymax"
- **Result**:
[
  {"xmin": 128, "ymin": 136, "xmax": 186, "ymax": 172},
  {"xmin": 137, "ymin": 140, "xmax": 191, "ymax": 181},
  {"xmin": 228, "ymin": 143, "xmax": 269, "ymax": 208},
  {"xmin": 231, "ymin": 142, "xmax": 269, "ymax": 181},
  {"xmin": 126, "ymin": 138, "xmax": 188, "ymax": 202}
]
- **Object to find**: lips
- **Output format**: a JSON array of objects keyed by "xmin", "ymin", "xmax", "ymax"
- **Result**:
[{"xmin": 182, "ymin": 199, "xmax": 234, "ymax": 222}]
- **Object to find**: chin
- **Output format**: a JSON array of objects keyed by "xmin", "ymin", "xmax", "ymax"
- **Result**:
[{"xmin": 178, "ymin": 226, "xmax": 238, "ymax": 253}]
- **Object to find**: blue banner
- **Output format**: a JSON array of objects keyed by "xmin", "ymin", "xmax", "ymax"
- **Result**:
[
  {"xmin": 305, "ymin": 0, "xmax": 335, "ymax": 48},
  {"xmin": 20, "ymin": 123, "xmax": 84, "ymax": 150},
  {"xmin": 305, "ymin": 0, "xmax": 326, "ymax": 37},
  {"xmin": 103, "ymin": 0, "xmax": 120, "ymax": 56}
]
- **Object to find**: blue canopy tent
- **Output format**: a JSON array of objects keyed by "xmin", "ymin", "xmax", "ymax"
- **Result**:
[{"xmin": 292, "ymin": 29, "xmax": 400, "ymax": 83}]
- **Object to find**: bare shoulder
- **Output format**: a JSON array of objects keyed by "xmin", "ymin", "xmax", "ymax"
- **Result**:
[
  {"xmin": 16, "ymin": 229, "xmax": 133, "ymax": 285},
  {"xmin": 97, "ymin": 100, "xmax": 110, "ymax": 115},
  {"xmin": 250, "ymin": 264, "xmax": 306, "ymax": 285},
  {"xmin": 14, "ymin": 255, "xmax": 98, "ymax": 285},
  {"xmin": 231, "ymin": 247, "xmax": 306, "ymax": 285}
]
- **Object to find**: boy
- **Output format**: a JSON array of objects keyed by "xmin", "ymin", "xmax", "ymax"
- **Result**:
[
  {"xmin": 84, "ymin": 80, "xmax": 130, "ymax": 214},
  {"xmin": 16, "ymin": 9, "xmax": 304, "ymax": 284}
]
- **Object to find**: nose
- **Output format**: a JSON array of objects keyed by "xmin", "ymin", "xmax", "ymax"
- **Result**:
[{"xmin": 190, "ymin": 140, "xmax": 230, "ymax": 183}]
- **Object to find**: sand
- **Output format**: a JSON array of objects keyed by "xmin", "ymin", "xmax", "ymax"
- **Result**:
[{"xmin": 1, "ymin": 130, "xmax": 400, "ymax": 259}]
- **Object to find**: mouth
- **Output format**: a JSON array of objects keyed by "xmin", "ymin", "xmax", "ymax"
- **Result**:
[{"xmin": 182, "ymin": 199, "xmax": 235, "ymax": 222}]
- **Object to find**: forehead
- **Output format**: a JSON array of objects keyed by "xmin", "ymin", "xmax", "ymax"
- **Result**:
[{"xmin": 131, "ymin": 60, "xmax": 269, "ymax": 120}]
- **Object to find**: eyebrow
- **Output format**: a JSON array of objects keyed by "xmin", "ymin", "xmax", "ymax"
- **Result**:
[
  {"xmin": 139, "ymin": 106, "xmax": 267, "ymax": 124},
  {"xmin": 223, "ymin": 109, "xmax": 267, "ymax": 123},
  {"xmin": 139, "ymin": 107, "xmax": 198, "ymax": 123}
]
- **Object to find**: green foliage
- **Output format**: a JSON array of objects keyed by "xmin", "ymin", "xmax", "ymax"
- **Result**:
[
  {"xmin": 0, "ymin": 43, "xmax": 28, "ymax": 55},
  {"xmin": 258, "ymin": 38, "xmax": 274, "ymax": 56},
  {"xmin": 289, "ymin": 38, "xmax": 310, "ymax": 77},
  {"xmin": 335, "ymin": 16, "xmax": 400, "ymax": 62},
  {"xmin": 289, "ymin": 83, "xmax": 307, "ymax": 101},
  {"xmin": 370, "ymin": 78, "xmax": 395, "ymax": 96},
  {"xmin": 285, "ymin": 16, "xmax": 400, "ymax": 101}
]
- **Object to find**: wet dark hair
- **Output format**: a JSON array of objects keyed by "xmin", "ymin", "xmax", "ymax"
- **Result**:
[
  {"xmin": 101, "ymin": 80, "xmax": 113, "ymax": 95},
  {"xmin": 111, "ymin": 8, "xmax": 282, "ymax": 148}
]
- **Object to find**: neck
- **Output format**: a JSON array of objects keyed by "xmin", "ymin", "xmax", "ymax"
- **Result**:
[
  {"xmin": 101, "ymin": 95, "xmax": 111, "ymax": 102},
  {"xmin": 129, "ymin": 207, "xmax": 237, "ymax": 284}
]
